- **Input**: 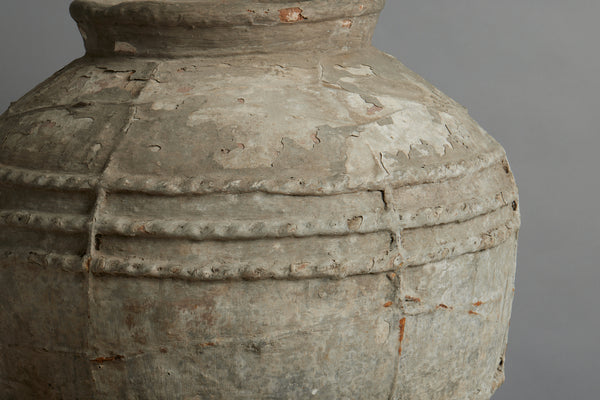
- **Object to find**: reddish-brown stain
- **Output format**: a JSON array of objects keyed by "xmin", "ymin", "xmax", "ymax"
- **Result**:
[
  {"xmin": 160, "ymin": 347, "xmax": 168, "ymax": 353},
  {"xmin": 473, "ymin": 301, "xmax": 484, "ymax": 307},
  {"xmin": 41, "ymin": 120, "xmax": 57, "ymax": 129},
  {"xmin": 383, "ymin": 301, "xmax": 393, "ymax": 308},
  {"xmin": 398, "ymin": 318, "xmax": 406, "ymax": 356},
  {"xmin": 469, "ymin": 310, "xmax": 480, "ymax": 316},
  {"xmin": 292, "ymin": 262, "xmax": 309, "ymax": 272},
  {"xmin": 170, "ymin": 297, "xmax": 218, "ymax": 327},
  {"xmin": 125, "ymin": 314, "xmax": 135, "ymax": 330},
  {"xmin": 367, "ymin": 105, "xmax": 384, "ymax": 115},
  {"xmin": 341, "ymin": 19, "xmax": 353, "ymax": 28},
  {"xmin": 311, "ymin": 132, "xmax": 321, "ymax": 144},
  {"xmin": 90, "ymin": 355, "xmax": 124, "ymax": 364},
  {"xmin": 177, "ymin": 85, "xmax": 193, "ymax": 93},
  {"xmin": 437, "ymin": 304, "xmax": 452, "ymax": 310},
  {"xmin": 279, "ymin": 7, "xmax": 306, "ymax": 23},
  {"xmin": 124, "ymin": 299, "xmax": 155, "ymax": 313},
  {"xmin": 404, "ymin": 296, "xmax": 421, "ymax": 303},
  {"xmin": 132, "ymin": 331, "xmax": 147, "ymax": 345}
]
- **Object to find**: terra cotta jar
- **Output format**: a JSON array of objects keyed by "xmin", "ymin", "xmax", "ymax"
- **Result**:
[{"xmin": 0, "ymin": 1, "xmax": 519, "ymax": 399}]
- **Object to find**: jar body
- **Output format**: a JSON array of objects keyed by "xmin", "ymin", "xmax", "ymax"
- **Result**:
[{"xmin": 0, "ymin": 3, "xmax": 519, "ymax": 399}]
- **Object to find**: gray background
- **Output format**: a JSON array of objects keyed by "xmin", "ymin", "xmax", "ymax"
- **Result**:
[{"xmin": 1, "ymin": 1, "xmax": 598, "ymax": 398}]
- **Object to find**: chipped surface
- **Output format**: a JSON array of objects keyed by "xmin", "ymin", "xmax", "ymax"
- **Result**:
[
  {"xmin": 279, "ymin": 7, "xmax": 306, "ymax": 23},
  {"xmin": 1, "ymin": 1, "xmax": 519, "ymax": 399}
]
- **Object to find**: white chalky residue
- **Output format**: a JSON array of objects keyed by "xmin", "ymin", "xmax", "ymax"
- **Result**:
[
  {"xmin": 359, "ymin": 102, "xmax": 454, "ymax": 157},
  {"xmin": 334, "ymin": 64, "xmax": 375, "ymax": 76},
  {"xmin": 375, "ymin": 317, "xmax": 391, "ymax": 344},
  {"xmin": 151, "ymin": 101, "xmax": 179, "ymax": 111},
  {"xmin": 344, "ymin": 92, "xmax": 374, "ymax": 114}
]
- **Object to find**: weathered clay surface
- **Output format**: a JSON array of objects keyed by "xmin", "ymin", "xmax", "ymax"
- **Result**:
[{"xmin": 0, "ymin": 1, "xmax": 519, "ymax": 399}]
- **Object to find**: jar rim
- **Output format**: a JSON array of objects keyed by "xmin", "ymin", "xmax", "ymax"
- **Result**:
[
  {"xmin": 70, "ymin": 0, "xmax": 386, "ymax": 29},
  {"xmin": 69, "ymin": 0, "xmax": 386, "ymax": 57}
]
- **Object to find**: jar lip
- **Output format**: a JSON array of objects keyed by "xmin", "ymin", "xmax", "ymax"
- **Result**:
[{"xmin": 70, "ymin": 0, "xmax": 386, "ymax": 28}]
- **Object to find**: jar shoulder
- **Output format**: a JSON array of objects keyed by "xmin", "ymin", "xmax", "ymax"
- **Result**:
[{"xmin": 0, "ymin": 48, "xmax": 509, "ymax": 195}]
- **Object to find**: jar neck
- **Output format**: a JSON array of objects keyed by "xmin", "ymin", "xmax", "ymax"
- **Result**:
[{"xmin": 70, "ymin": 0, "xmax": 386, "ymax": 57}]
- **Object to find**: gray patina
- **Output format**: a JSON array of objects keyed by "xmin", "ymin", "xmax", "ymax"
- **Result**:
[{"xmin": 0, "ymin": 1, "xmax": 519, "ymax": 399}]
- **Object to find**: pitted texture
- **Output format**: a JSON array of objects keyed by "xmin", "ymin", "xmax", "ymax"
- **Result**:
[{"xmin": 1, "ymin": 3, "xmax": 518, "ymax": 399}]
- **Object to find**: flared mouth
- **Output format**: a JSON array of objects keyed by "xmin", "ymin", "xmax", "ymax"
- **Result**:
[{"xmin": 69, "ymin": 0, "xmax": 386, "ymax": 57}]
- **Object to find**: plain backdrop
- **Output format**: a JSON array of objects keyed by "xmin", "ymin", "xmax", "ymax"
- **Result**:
[{"xmin": 1, "ymin": 1, "xmax": 599, "ymax": 398}]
